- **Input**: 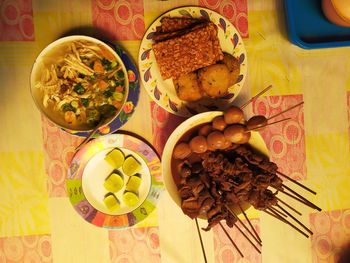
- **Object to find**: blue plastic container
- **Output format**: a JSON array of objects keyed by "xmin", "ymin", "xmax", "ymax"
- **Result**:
[{"xmin": 284, "ymin": 0, "xmax": 350, "ymax": 49}]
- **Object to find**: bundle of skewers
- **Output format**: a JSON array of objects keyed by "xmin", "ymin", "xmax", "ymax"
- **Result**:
[{"xmin": 172, "ymin": 86, "xmax": 320, "ymax": 261}]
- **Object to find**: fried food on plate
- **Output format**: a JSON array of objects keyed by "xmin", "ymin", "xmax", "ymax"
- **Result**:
[
  {"xmin": 152, "ymin": 22, "xmax": 208, "ymax": 43},
  {"xmin": 155, "ymin": 17, "xmax": 204, "ymax": 34},
  {"xmin": 173, "ymin": 72, "xmax": 203, "ymax": 102},
  {"xmin": 152, "ymin": 22, "xmax": 223, "ymax": 80},
  {"xmin": 198, "ymin": 64, "xmax": 230, "ymax": 98},
  {"xmin": 221, "ymin": 53, "xmax": 240, "ymax": 86}
]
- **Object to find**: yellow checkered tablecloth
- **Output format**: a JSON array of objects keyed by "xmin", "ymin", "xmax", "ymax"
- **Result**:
[{"xmin": 1, "ymin": 0, "xmax": 350, "ymax": 262}]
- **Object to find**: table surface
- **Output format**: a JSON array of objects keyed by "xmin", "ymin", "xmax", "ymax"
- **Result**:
[{"xmin": 1, "ymin": 0, "xmax": 350, "ymax": 262}]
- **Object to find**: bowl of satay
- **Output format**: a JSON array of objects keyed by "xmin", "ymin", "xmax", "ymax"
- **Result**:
[{"xmin": 162, "ymin": 94, "xmax": 321, "ymax": 256}]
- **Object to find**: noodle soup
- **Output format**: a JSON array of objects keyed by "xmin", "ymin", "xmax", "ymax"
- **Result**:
[{"xmin": 31, "ymin": 36, "xmax": 128, "ymax": 131}]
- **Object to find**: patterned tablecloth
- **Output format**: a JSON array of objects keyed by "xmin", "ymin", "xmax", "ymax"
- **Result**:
[{"xmin": 1, "ymin": 0, "xmax": 350, "ymax": 262}]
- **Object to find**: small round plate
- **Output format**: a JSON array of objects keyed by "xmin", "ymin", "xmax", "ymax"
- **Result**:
[
  {"xmin": 67, "ymin": 133, "xmax": 163, "ymax": 229},
  {"xmin": 138, "ymin": 6, "xmax": 247, "ymax": 117},
  {"xmin": 82, "ymin": 147, "xmax": 151, "ymax": 216},
  {"xmin": 64, "ymin": 43, "xmax": 141, "ymax": 137}
]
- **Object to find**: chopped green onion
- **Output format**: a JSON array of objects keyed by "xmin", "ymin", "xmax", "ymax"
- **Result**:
[
  {"xmin": 115, "ymin": 81, "xmax": 124, "ymax": 87},
  {"xmin": 103, "ymin": 89, "xmax": 113, "ymax": 98},
  {"xmin": 73, "ymin": 83, "xmax": 85, "ymax": 95},
  {"xmin": 103, "ymin": 86, "xmax": 116, "ymax": 98},
  {"xmin": 102, "ymin": 58, "xmax": 112, "ymax": 70},
  {"xmin": 116, "ymin": 70, "xmax": 124, "ymax": 80},
  {"xmin": 61, "ymin": 103, "xmax": 76, "ymax": 113},
  {"xmin": 80, "ymin": 98, "xmax": 89, "ymax": 107}
]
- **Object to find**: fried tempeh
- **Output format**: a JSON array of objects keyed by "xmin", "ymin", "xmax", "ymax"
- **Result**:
[
  {"xmin": 156, "ymin": 17, "xmax": 205, "ymax": 33},
  {"xmin": 152, "ymin": 22, "xmax": 223, "ymax": 80}
]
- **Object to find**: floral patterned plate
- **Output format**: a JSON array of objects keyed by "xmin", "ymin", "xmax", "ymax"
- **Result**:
[
  {"xmin": 67, "ymin": 133, "xmax": 163, "ymax": 229},
  {"xmin": 64, "ymin": 43, "xmax": 140, "ymax": 137},
  {"xmin": 138, "ymin": 6, "xmax": 247, "ymax": 117}
]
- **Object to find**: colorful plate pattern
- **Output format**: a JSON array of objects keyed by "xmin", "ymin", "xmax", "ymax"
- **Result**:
[
  {"xmin": 138, "ymin": 6, "xmax": 247, "ymax": 117},
  {"xmin": 64, "ymin": 43, "xmax": 141, "ymax": 137},
  {"xmin": 67, "ymin": 133, "xmax": 163, "ymax": 229}
]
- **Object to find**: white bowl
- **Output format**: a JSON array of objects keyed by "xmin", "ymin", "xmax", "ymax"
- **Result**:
[
  {"xmin": 30, "ymin": 35, "xmax": 129, "ymax": 132},
  {"xmin": 162, "ymin": 111, "xmax": 269, "ymax": 212}
]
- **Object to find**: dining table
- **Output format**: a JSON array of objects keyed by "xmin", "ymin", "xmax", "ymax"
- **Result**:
[{"xmin": 1, "ymin": 0, "xmax": 350, "ymax": 262}]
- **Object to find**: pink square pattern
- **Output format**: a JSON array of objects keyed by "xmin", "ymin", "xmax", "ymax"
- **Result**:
[
  {"xmin": 0, "ymin": 235, "xmax": 52, "ymax": 262},
  {"xmin": 150, "ymin": 102, "xmax": 186, "ymax": 156},
  {"xmin": 213, "ymin": 219, "xmax": 261, "ymax": 263},
  {"xmin": 91, "ymin": 0, "xmax": 145, "ymax": 41},
  {"xmin": 109, "ymin": 227, "xmax": 161, "ymax": 263},
  {"xmin": 0, "ymin": 0, "xmax": 34, "ymax": 41},
  {"xmin": 199, "ymin": 0, "xmax": 248, "ymax": 38},
  {"xmin": 252, "ymin": 95, "xmax": 306, "ymax": 180},
  {"xmin": 41, "ymin": 116, "xmax": 82, "ymax": 197},
  {"xmin": 310, "ymin": 209, "xmax": 350, "ymax": 263}
]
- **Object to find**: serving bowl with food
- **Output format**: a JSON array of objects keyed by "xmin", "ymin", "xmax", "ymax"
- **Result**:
[
  {"xmin": 139, "ymin": 6, "xmax": 247, "ymax": 116},
  {"xmin": 162, "ymin": 100, "xmax": 320, "ymax": 256},
  {"xmin": 162, "ymin": 111, "xmax": 269, "ymax": 227},
  {"xmin": 30, "ymin": 35, "xmax": 129, "ymax": 132}
]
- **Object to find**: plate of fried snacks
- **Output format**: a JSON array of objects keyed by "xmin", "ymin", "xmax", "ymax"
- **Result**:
[{"xmin": 138, "ymin": 6, "xmax": 247, "ymax": 117}]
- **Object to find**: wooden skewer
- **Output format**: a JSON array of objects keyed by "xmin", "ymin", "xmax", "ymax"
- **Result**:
[
  {"xmin": 247, "ymin": 118, "xmax": 291, "ymax": 132},
  {"xmin": 195, "ymin": 218, "xmax": 208, "ymax": 263},
  {"xmin": 276, "ymin": 197, "xmax": 302, "ymax": 216},
  {"xmin": 268, "ymin": 101, "xmax": 304, "ymax": 120},
  {"xmin": 264, "ymin": 209, "xmax": 291, "ymax": 224},
  {"xmin": 277, "ymin": 171, "xmax": 316, "ymax": 195},
  {"xmin": 269, "ymin": 206, "xmax": 288, "ymax": 218},
  {"xmin": 233, "ymin": 222, "xmax": 262, "ymax": 254},
  {"xmin": 240, "ymin": 85, "xmax": 273, "ymax": 109},
  {"xmin": 226, "ymin": 205, "xmax": 262, "ymax": 246},
  {"xmin": 277, "ymin": 204, "xmax": 313, "ymax": 235},
  {"xmin": 238, "ymin": 203, "xmax": 262, "ymax": 243},
  {"xmin": 265, "ymin": 208, "xmax": 309, "ymax": 238},
  {"xmin": 264, "ymin": 209, "xmax": 282, "ymax": 220},
  {"xmin": 219, "ymin": 222, "xmax": 244, "ymax": 258},
  {"xmin": 276, "ymin": 187, "xmax": 317, "ymax": 209},
  {"xmin": 282, "ymin": 184, "xmax": 322, "ymax": 211},
  {"xmin": 271, "ymin": 184, "xmax": 317, "ymax": 209}
]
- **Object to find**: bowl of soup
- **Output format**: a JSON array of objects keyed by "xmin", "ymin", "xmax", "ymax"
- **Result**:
[{"xmin": 30, "ymin": 35, "xmax": 129, "ymax": 132}]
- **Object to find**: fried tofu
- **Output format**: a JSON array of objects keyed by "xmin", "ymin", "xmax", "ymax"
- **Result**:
[
  {"xmin": 173, "ymin": 72, "xmax": 203, "ymax": 102},
  {"xmin": 221, "ymin": 53, "xmax": 240, "ymax": 86},
  {"xmin": 198, "ymin": 64, "xmax": 230, "ymax": 98}
]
